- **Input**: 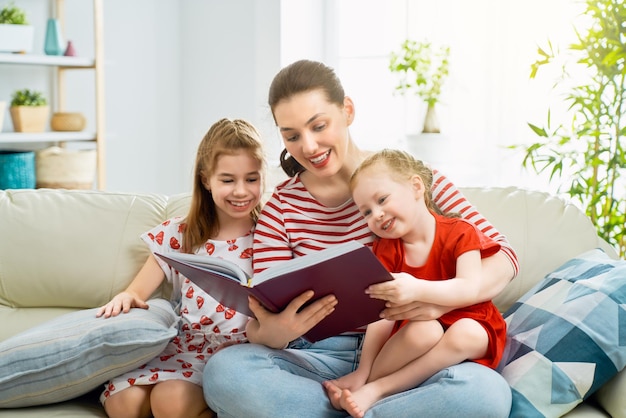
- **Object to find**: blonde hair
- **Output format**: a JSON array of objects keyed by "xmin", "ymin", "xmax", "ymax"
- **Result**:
[
  {"xmin": 182, "ymin": 118, "xmax": 265, "ymax": 253},
  {"xmin": 350, "ymin": 148, "xmax": 451, "ymax": 216}
]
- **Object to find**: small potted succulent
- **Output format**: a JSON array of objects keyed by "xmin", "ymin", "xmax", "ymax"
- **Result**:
[
  {"xmin": 389, "ymin": 39, "xmax": 450, "ymax": 133},
  {"xmin": 0, "ymin": 2, "xmax": 34, "ymax": 53},
  {"xmin": 10, "ymin": 89, "xmax": 49, "ymax": 133}
]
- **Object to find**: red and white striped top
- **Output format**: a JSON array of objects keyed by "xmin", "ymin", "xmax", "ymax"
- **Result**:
[{"xmin": 253, "ymin": 170, "xmax": 519, "ymax": 276}]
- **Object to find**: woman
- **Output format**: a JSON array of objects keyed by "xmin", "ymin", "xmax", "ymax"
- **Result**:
[{"xmin": 203, "ymin": 60, "xmax": 517, "ymax": 417}]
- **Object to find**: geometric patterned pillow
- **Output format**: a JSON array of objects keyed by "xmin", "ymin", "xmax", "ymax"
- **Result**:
[
  {"xmin": 0, "ymin": 299, "xmax": 178, "ymax": 408},
  {"xmin": 498, "ymin": 248, "xmax": 626, "ymax": 418}
]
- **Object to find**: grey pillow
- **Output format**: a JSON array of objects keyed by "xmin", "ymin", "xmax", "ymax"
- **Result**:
[{"xmin": 0, "ymin": 299, "xmax": 178, "ymax": 408}]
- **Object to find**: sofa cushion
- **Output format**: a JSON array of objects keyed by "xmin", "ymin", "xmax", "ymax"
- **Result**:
[
  {"xmin": 0, "ymin": 299, "xmax": 178, "ymax": 408},
  {"xmin": 594, "ymin": 366, "xmax": 626, "ymax": 418},
  {"xmin": 498, "ymin": 248, "xmax": 626, "ymax": 417}
]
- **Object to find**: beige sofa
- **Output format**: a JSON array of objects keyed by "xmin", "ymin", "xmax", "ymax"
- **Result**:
[{"xmin": 0, "ymin": 186, "xmax": 623, "ymax": 417}]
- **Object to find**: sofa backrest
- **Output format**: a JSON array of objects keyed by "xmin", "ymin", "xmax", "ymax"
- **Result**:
[
  {"xmin": 0, "ymin": 186, "xmax": 616, "ymax": 340},
  {"xmin": 0, "ymin": 189, "xmax": 191, "ymax": 339}
]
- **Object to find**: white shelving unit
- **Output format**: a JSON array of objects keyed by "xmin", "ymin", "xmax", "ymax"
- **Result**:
[{"xmin": 0, "ymin": 0, "xmax": 106, "ymax": 189}]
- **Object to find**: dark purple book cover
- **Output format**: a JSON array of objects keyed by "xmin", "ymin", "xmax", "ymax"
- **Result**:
[{"xmin": 157, "ymin": 241, "xmax": 393, "ymax": 342}]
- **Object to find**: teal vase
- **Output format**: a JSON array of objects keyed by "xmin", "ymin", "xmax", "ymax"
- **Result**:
[{"xmin": 44, "ymin": 18, "xmax": 64, "ymax": 55}]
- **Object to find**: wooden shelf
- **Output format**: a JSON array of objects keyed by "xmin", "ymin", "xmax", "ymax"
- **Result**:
[
  {"xmin": 0, "ymin": 53, "xmax": 94, "ymax": 67},
  {"xmin": 1, "ymin": 0, "xmax": 106, "ymax": 189},
  {"xmin": 0, "ymin": 132, "xmax": 97, "ymax": 143}
]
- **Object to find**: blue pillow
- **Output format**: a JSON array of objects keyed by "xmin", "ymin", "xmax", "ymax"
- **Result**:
[
  {"xmin": 0, "ymin": 299, "xmax": 178, "ymax": 408},
  {"xmin": 498, "ymin": 248, "xmax": 626, "ymax": 417}
]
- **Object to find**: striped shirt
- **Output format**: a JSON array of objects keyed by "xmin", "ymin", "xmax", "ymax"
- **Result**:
[{"xmin": 253, "ymin": 170, "xmax": 519, "ymax": 276}]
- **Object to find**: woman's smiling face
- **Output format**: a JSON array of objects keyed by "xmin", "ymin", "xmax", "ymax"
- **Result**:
[{"xmin": 273, "ymin": 89, "xmax": 354, "ymax": 177}]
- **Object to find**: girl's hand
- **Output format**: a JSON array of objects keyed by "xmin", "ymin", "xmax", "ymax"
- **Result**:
[
  {"xmin": 245, "ymin": 291, "xmax": 337, "ymax": 348},
  {"xmin": 367, "ymin": 272, "xmax": 453, "ymax": 321},
  {"xmin": 365, "ymin": 272, "xmax": 420, "ymax": 305},
  {"xmin": 96, "ymin": 291, "xmax": 149, "ymax": 318}
]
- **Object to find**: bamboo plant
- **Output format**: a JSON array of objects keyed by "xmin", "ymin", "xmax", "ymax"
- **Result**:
[{"xmin": 519, "ymin": 0, "xmax": 625, "ymax": 256}]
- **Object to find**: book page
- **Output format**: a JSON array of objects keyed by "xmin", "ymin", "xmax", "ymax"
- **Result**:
[
  {"xmin": 160, "ymin": 252, "xmax": 250, "ymax": 285},
  {"xmin": 251, "ymin": 240, "xmax": 363, "ymax": 286}
]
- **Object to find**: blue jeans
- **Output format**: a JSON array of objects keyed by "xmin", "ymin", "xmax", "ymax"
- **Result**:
[{"xmin": 203, "ymin": 335, "xmax": 511, "ymax": 418}]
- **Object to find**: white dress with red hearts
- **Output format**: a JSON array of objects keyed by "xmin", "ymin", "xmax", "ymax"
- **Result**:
[{"xmin": 100, "ymin": 217, "xmax": 252, "ymax": 404}]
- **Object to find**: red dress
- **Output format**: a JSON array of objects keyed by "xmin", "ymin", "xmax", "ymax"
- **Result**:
[{"xmin": 373, "ymin": 213, "xmax": 506, "ymax": 369}]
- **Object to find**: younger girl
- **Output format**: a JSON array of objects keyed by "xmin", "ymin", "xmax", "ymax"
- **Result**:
[
  {"xmin": 96, "ymin": 118, "xmax": 265, "ymax": 418},
  {"xmin": 324, "ymin": 149, "xmax": 506, "ymax": 417}
]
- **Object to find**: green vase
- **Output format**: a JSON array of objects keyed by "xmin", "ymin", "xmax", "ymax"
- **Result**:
[{"xmin": 44, "ymin": 18, "xmax": 64, "ymax": 56}]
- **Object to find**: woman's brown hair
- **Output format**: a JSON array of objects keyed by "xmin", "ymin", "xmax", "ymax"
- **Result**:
[{"xmin": 268, "ymin": 60, "xmax": 345, "ymax": 177}]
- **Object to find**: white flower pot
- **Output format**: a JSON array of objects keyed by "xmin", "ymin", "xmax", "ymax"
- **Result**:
[{"xmin": 0, "ymin": 24, "xmax": 34, "ymax": 53}]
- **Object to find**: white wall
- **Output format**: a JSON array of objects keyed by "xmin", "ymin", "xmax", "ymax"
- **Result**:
[
  {"xmin": 1, "ymin": 0, "xmax": 282, "ymax": 195},
  {"xmin": 177, "ymin": 0, "xmax": 281, "ymax": 194},
  {"xmin": 101, "ymin": 0, "xmax": 181, "ymax": 194},
  {"xmin": 1, "ymin": 0, "xmax": 582, "ymax": 196},
  {"xmin": 321, "ymin": 0, "xmax": 583, "ymax": 193},
  {"xmin": 104, "ymin": 0, "xmax": 281, "ymax": 194}
]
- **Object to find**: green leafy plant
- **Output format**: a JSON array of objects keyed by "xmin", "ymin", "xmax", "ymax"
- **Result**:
[
  {"xmin": 10, "ymin": 89, "xmax": 47, "ymax": 107},
  {"xmin": 517, "ymin": 0, "xmax": 625, "ymax": 256},
  {"xmin": 389, "ymin": 39, "xmax": 450, "ymax": 107},
  {"xmin": 0, "ymin": 2, "xmax": 28, "ymax": 24}
]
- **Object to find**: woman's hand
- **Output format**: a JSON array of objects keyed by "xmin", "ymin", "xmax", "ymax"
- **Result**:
[
  {"xmin": 380, "ymin": 301, "xmax": 452, "ymax": 321},
  {"xmin": 245, "ymin": 291, "xmax": 337, "ymax": 348},
  {"xmin": 96, "ymin": 291, "xmax": 149, "ymax": 318}
]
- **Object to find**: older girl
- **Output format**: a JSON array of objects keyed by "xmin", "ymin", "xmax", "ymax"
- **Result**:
[{"xmin": 98, "ymin": 118, "xmax": 265, "ymax": 418}]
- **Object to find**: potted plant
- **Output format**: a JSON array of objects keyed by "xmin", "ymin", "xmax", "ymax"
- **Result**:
[
  {"xmin": 0, "ymin": 2, "xmax": 34, "ymax": 53},
  {"xmin": 517, "ymin": 0, "xmax": 625, "ymax": 256},
  {"xmin": 9, "ymin": 89, "xmax": 49, "ymax": 133},
  {"xmin": 389, "ymin": 39, "xmax": 450, "ymax": 133}
]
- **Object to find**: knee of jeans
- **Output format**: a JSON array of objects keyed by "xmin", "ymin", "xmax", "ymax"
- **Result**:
[
  {"xmin": 203, "ymin": 349, "xmax": 239, "ymax": 408},
  {"xmin": 204, "ymin": 346, "xmax": 238, "ymax": 385}
]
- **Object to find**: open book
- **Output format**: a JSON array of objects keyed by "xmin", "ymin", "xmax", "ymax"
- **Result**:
[{"xmin": 156, "ymin": 240, "xmax": 393, "ymax": 342}]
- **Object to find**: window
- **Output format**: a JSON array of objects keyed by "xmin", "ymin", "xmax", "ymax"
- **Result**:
[{"xmin": 281, "ymin": 0, "xmax": 583, "ymax": 190}]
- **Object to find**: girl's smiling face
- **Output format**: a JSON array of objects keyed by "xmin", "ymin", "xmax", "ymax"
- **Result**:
[
  {"xmin": 206, "ymin": 150, "xmax": 263, "ymax": 223},
  {"xmin": 352, "ymin": 166, "xmax": 423, "ymax": 240},
  {"xmin": 273, "ymin": 89, "xmax": 354, "ymax": 178}
]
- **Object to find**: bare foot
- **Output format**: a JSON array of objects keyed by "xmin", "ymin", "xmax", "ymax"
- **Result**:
[
  {"xmin": 340, "ymin": 383, "xmax": 383, "ymax": 418},
  {"xmin": 332, "ymin": 370, "xmax": 368, "ymax": 392},
  {"xmin": 339, "ymin": 389, "xmax": 365, "ymax": 418},
  {"xmin": 322, "ymin": 380, "xmax": 343, "ymax": 410}
]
